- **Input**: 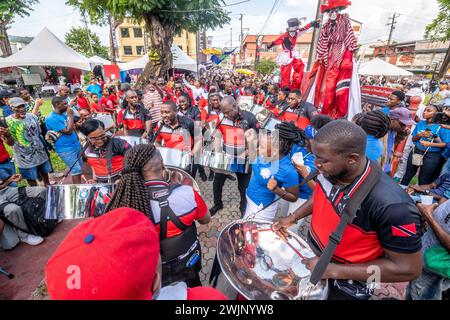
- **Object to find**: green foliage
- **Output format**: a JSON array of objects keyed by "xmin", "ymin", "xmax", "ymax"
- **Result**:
[
  {"xmin": 83, "ymin": 71, "xmax": 94, "ymax": 83},
  {"xmin": 425, "ymin": 0, "xmax": 450, "ymax": 42},
  {"xmin": 67, "ymin": 0, "xmax": 231, "ymax": 33},
  {"xmin": 0, "ymin": 0, "xmax": 39, "ymax": 23},
  {"xmin": 255, "ymin": 59, "xmax": 277, "ymax": 76},
  {"xmin": 65, "ymin": 26, "xmax": 109, "ymax": 58}
]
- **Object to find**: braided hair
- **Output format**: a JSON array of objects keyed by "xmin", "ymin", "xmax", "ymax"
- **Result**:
[
  {"xmin": 273, "ymin": 121, "xmax": 308, "ymax": 155},
  {"xmin": 106, "ymin": 144, "xmax": 157, "ymax": 217},
  {"xmin": 360, "ymin": 110, "xmax": 391, "ymax": 139}
]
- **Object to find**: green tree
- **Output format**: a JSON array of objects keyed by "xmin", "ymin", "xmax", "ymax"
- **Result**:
[
  {"xmin": 67, "ymin": 0, "xmax": 231, "ymax": 87},
  {"xmin": 255, "ymin": 59, "xmax": 277, "ymax": 76},
  {"xmin": 66, "ymin": 0, "xmax": 122, "ymax": 63},
  {"xmin": 425, "ymin": 0, "xmax": 450, "ymax": 79},
  {"xmin": 0, "ymin": 0, "xmax": 39, "ymax": 57},
  {"xmin": 65, "ymin": 26, "xmax": 109, "ymax": 59}
]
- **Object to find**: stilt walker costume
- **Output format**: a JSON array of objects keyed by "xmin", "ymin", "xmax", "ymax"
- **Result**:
[
  {"xmin": 267, "ymin": 18, "xmax": 320, "ymax": 90},
  {"xmin": 308, "ymin": 0, "xmax": 361, "ymax": 119}
]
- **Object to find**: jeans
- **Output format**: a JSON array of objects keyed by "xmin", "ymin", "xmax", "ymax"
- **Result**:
[
  {"xmin": 406, "ymin": 268, "xmax": 450, "ymax": 300},
  {"xmin": 213, "ymin": 169, "xmax": 252, "ymax": 213},
  {"xmin": 0, "ymin": 160, "xmax": 17, "ymax": 187},
  {"xmin": 57, "ymin": 148, "xmax": 83, "ymax": 176},
  {"xmin": 18, "ymin": 160, "xmax": 52, "ymax": 180},
  {"xmin": 401, "ymin": 151, "xmax": 443, "ymax": 186}
]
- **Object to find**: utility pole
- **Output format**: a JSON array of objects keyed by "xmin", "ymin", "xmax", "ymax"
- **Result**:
[
  {"xmin": 385, "ymin": 13, "xmax": 400, "ymax": 60},
  {"xmin": 81, "ymin": 10, "xmax": 94, "ymax": 56},
  {"xmin": 307, "ymin": 0, "xmax": 324, "ymax": 70},
  {"xmin": 230, "ymin": 27, "xmax": 233, "ymax": 49},
  {"xmin": 239, "ymin": 14, "xmax": 244, "ymax": 67}
]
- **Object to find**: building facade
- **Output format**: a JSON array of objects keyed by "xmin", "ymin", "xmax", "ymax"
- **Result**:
[
  {"xmin": 363, "ymin": 40, "xmax": 450, "ymax": 76},
  {"xmin": 116, "ymin": 19, "xmax": 198, "ymax": 62}
]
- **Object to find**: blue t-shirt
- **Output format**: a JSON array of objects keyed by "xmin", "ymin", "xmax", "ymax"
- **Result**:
[
  {"xmin": 430, "ymin": 173, "xmax": 450, "ymax": 197},
  {"xmin": 247, "ymin": 155, "xmax": 299, "ymax": 207},
  {"xmin": 412, "ymin": 121, "xmax": 447, "ymax": 152},
  {"xmin": 45, "ymin": 112, "xmax": 81, "ymax": 153},
  {"xmin": 86, "ymin": 84, "xmax": 102, "ymax": 98},
  {"xmin": 366, "ymin": 135, "xmax": 384, "ymax": 163},
  {"xmin": 0, "ymin": 104, "xmax": 13, "ymax": 117},
  {"xmin": 380, "ymin": 106, "xmax": 390, "ymax": 115},
  {"xmin": 291, "ymin": 145, "xmax": 316, "ymax": 200}
]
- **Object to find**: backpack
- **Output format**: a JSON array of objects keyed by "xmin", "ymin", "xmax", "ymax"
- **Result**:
[{"xmin": 0, "ymin": 187, "xmax": 56, "ymax": 237}]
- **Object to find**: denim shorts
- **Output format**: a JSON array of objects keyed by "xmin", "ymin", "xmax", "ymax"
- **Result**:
[
  {"xmin": 58, "ymin": 148, "xmax": 83, "ymax": 176},
  {"xmin": 0, "ymin": 160, "xmax": 17, "ymax": 186},
  {"xmin": 19, "ymin": 160, "xmax": 52, "ymax": 180}
]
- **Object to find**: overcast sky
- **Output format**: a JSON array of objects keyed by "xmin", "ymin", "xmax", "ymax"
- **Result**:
[{"xmin": 8, "ymin": 0, "xmax": 439, "ymax": 48}]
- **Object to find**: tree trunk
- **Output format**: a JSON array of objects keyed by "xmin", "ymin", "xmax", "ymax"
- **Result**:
[
  {"xmin": 438, "ymin": 44, "xmax": 450, "ymax": 80},
  {"xmin": 0, "ymin": 21, "xmax": 12, "ymax": 57},
  {"xmin": 136, "ymin": 14, "xmax": 176, "ymax": 89},
  {"xmin": 108, "ymin": 14, "xmax": 117, "ymax": 64}
]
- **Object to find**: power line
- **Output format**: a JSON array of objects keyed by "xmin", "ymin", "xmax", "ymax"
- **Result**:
[{"xmin": 160, "ymin": 0, "xmax": 251, "ymax": 13}]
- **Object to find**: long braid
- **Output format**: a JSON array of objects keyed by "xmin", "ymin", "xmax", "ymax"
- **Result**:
[
  {"xmin": 274, "ymin": 121, "xmax": 308, "ymax": 155},
  {"xmin": 360, "ymin": 110, "xmax": 390, "ymax": 139},
  {"xmin": 106, "ymin": 144, "xmax": 156, "ymax": 217}
]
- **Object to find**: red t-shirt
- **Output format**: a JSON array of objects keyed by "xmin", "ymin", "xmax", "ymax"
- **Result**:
[
  {"xmin": 99, "ymin": 96, "xmax": 108, "ymax": 111},
  {"xmin": 0, "ymin": 142, "xmax": 10, "ymax": 163},
  {"xmin": 90, "ymin": 102, "xmax": 103, "ymax": 113},
  {"xmin": 77, "ymin": 96, "xmax": 90, "ymax": 110}
]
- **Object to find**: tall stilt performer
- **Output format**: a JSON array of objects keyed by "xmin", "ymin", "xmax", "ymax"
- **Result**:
[
  {"xmin": 267, "ymin": 18, "xmax": 321, "ymax": 90},
  {"xmin": 308, "ymin": 0, "xmax": 361, "ymax": 119}
]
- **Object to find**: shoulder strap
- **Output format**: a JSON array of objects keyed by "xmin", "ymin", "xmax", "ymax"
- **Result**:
[
  {"xmin": 309, "ymin": 160, "xmax": 382, "ymax": 285},
  {"xmin": 150, "ymin": 121, "xmax": 165, "ymax": 144},
  {"xmin": 105, "ymin": 138, "xmax": 113, "ymax": 183},
  {"xmin": 156, "ymin": 184, "xmax": 189, "ymax": 240}
]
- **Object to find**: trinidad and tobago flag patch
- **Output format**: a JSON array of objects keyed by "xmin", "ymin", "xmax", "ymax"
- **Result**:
[{"xmin": 392, "ymin": 224, "xmax": 417, "ymax": 237}]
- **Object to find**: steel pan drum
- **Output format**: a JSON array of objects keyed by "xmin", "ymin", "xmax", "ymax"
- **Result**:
[
  {"xmin": 201, "ymin": 150, "xmax": 248, "ymax": 174},
  {"xmin": 252, "ymin": 105, "xmax": 271, "ymax": 125},
  {"xmin": 157, "ymin": 146, "xmax": 192, "ymax": 170},
  {"xmin": 217, "ymin": 220, "xmax": 329, "ymax": 300},
  {"xmin": 263, "ymin": 118, "xmax": 282, "ymax": 131},
  {"xmin": 45, "ymin": 184, "xmax": 115, "ymax": 220},
  {"xmin": 238, "ymin": 96, "xmax": 254, "ymax": 112},
  {"xmin": 116, "ymin": 136, "xmax": 149, "ymax": 147},
  {"xmin": 92, "ymin": 113, "xmax": 114, "ymax": 129}
]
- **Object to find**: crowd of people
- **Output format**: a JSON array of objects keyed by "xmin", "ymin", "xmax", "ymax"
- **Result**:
[{"xmin": 0, "ymin": 69, "xmax": 449, "ymax": 300}]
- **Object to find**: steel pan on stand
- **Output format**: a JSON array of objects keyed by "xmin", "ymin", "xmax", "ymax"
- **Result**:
[
  {"xmin": 116, "ymin": 135, "xmax": 149, "ymax": 147},
  {"xmin": 92, "ymin": 113, "xmax": 114, "ymax": 129},
  {"xmin": 238, "ymin": 96, "xmax": 255, "ymax": 113},
  {"xmin": 45, "ymin": 184, "xmax": 115, "ymax": 220},
  {"xmin": 217, "ymin": 219, "xmax": 329, "ymax": 300},
  {"xmin": 201, "ymin": 150, "xmax": 249, "ymax": 174},
  {"xmin": 157, "ymin": 146, "xmax": 192, "ymax": 171},
  {"xmin": 262, "ymin": 117, "xmax": 282, "ymax": 132}
]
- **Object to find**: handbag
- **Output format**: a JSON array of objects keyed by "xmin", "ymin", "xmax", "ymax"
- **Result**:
[
  {"xmin": 412, "ymin": 127, "xmax": 441, "ymax": 166},
  {"xmin": 424, "ymin": 245, "xmax": 450, "ymax": 278}
]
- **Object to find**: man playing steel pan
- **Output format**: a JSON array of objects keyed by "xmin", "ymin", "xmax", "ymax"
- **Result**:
[{"xmin": 209, "ymin": 96, "xmax": 259, "ymax": 217}]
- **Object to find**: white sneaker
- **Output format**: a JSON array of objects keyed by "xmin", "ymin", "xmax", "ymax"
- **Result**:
[{"xmin": 19, "ymin": 234, "xmax": 44, "ymax": 246}]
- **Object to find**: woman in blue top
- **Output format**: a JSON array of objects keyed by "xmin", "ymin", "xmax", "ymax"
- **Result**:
[
  {"xmin": 401, "ymin": 104, "xmax": 447, "ymax": 186},
  {"xmin": 244, "ymin": 122, "xmax": 306, "ymax": 222}
]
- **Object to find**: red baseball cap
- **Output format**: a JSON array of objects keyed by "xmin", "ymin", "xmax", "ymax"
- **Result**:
[{"xmin": 45, "ymin": 208, "xmax": 160, "ymax": 300}]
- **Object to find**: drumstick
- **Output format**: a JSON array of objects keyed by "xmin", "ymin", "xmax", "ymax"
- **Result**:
[{"xmin": 276, "ymin": 231, "xmax": 306, "ymax": 260}]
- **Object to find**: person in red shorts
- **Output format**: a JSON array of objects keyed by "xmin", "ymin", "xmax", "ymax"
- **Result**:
[{"xmin": 45, "ymin": 207, "xmax": 226, "ymax": 300}]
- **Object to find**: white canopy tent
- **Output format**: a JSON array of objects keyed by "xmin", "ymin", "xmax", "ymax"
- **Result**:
[
  {"xmin": 119, "ymin": 44, "xmax": 197, "ymax": 73},
  {"xmin": 89, "ymin": 55, "xmax": 111, "ymax": 65},
  {"xmin": 359, "ymin": 58, "xmax": 413, "ymax": 77},
  {"xmin": 0, "ymin": 27, "xmax": 91, "ymax": 71}
]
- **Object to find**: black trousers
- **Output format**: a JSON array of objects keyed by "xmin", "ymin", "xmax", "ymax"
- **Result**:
[
  {"xmin": 190, "ymin": 164, "xmax": 206, "ymax": 179},
  {"xmin": 400, "ymin": 151, "xmax": 443, "ymax": 186},
  {"xmin": 213, "ymin": 169, "xmax": 251, "ymax": 213}
]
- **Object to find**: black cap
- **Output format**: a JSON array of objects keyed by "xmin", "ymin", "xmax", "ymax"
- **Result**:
[
  {"xmin": 287, "ymin": 18, "xmax": 300, "ymax": 30},
  {"xmin": 0, "ymin": 89, "xmax": 12, "ymax": 100},
  {"xmin": 391, "ymin": 90, "xmax": 405, "ymax": 101}
]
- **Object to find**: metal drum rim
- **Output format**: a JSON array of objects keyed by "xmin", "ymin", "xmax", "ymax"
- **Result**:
[{"xmin": 216, "ymin": 219, "xmax": 328, "ymax": 300}]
